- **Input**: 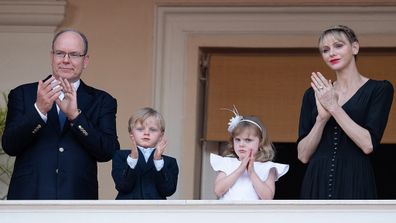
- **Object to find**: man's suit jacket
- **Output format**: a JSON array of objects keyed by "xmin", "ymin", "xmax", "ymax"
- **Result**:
[
  {"xmin": 2, "ymin": 76, "xmax": 120, "ymax": 199},
  {"xmin": 112, "ymin": 149, "xmax": 179, "ymax": 199}
]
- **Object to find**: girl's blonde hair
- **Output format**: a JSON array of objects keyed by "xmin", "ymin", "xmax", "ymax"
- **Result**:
[
  {"xmin": 127, "ymin": 107, "xmax": 165, "ymax": 133},
  {"xmin": 223, "ymin": 116, "xmax": 275, "ymax": 162}
]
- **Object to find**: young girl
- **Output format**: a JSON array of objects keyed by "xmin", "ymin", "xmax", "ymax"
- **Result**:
[
  {"xmin": 210, "ymin": 107, "xmax": 289, "ymax": 200},
  {"xmin": 112, "ymin": 107, "xmax": 179, "ymax": 199}
]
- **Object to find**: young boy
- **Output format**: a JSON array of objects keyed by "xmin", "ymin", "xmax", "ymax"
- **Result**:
[{"xmin": 112, "ymin": 107, "xmax": 179, "ymax": 199}]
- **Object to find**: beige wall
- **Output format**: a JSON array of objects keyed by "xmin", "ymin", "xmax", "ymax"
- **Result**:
[
  {"xmin": 1, "ymin": 0, "xmax": 396, "ymax": 199},
  {"xmin": 59, "ymin": 0, "xmax": 396, "ymax": 151}
]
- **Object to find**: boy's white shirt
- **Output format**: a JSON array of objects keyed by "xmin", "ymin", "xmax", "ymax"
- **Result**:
[{"xmin": 127, "ymin": 146, "xmax": 164, "ymax": 171}]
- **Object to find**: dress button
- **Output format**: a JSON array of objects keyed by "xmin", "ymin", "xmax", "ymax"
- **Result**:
[
  {"xmin": 55, "ymin": 169, "xmax": 58, "ymax": 174},
  {"xmin": 334, "ymin": 137, "xmax": 338, "ymax": 140},
  {"xmin": 59, "ymin": 147, "xmax": 64, "ymax": 152}
]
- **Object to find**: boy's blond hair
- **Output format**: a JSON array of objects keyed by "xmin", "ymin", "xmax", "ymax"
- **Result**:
[{"xmin": 128, "ymin": 107, "xmax": 165, "ymax": 133}]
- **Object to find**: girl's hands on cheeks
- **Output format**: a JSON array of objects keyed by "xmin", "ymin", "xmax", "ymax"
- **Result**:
[
  {"xmin": 247, "ymin": 150, "xmax": 256, "ymax": 176},
  {"xmin": 239, "ymin": 150, "xmax": 251, "ymax": 171}
]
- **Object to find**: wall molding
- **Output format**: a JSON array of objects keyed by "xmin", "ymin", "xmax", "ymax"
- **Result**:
[{"xmin": 0, "ymin": 0, "xmax": 66, "ymax": 32}]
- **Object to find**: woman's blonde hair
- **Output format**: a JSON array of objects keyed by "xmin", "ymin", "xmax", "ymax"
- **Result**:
[
  {"xmin": 318, "ymin": 25, "xmax": 359, "ymax": 58},
  {"xmin": 222, "ymin": 116, "xmax": 275, "ymax": 162},
  {"xmin": 319, "ymin": 25, "xmax": 358, "ymax": 46},
  {"xmin": 127, "ymin": 107, "xmax": 165, "ymax": 133}
]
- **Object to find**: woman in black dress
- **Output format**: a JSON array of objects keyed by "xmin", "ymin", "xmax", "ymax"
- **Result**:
[{"xmin": 297, "ymin": 25, "xmax": 394, "ymax": 199}]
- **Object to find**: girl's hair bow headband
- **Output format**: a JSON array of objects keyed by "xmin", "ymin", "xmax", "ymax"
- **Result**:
[{"xmin": 222, "ymin": 105, "xmax": 263, "ymax": 133}]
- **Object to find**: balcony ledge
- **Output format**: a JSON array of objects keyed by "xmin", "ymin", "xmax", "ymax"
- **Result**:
[{"xmin": 1, "ymin": 200, "xmax": 396, "ymax": 223}]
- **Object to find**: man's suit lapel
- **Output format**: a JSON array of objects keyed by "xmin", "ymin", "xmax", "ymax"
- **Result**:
[{"xmin": 76, "ymin": 80, "xmax": 94, "ymax": 113}]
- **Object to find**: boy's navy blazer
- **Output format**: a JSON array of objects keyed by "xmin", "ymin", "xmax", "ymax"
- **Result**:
[
  {"xmin": 2, "ymin": 76, "xmax": 120, "ymax": 199},
  {"xmin": 112, "ymin": 149, "xmax": 179, "ymax": 199}
]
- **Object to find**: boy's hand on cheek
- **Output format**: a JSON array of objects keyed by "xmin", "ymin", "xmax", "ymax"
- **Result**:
[
  {"xmin": 129, "ymin": 134, "xmax": 138, "ymax": 159},
  {"xmin": 154, "ymin": 137, "xmax": 167, "ymax": 160}
]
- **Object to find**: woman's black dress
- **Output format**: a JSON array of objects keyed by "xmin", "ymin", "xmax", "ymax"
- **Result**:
[{"xmin": 298, "ymin": 79, "xmax": 394, "ymax": 199}]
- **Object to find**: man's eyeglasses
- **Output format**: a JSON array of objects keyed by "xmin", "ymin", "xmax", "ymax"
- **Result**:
[{"xmin": 53, "ymin": 50, "xmax": 86, "ymax": 60}]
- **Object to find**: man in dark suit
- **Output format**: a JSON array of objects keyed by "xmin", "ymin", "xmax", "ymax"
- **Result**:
[{"xmin": 2, "ymin": 29, "xmax": 120, "ymax": 199}]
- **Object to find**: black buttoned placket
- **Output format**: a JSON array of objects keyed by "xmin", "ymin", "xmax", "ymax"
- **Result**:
[{"xmin": 328, "ymin": 125, "xmax": 339, "ymax": 198}]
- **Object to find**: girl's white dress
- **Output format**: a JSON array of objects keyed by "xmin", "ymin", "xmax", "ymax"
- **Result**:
[{"xmin": 210, "ymin": 153, "xmax": 289, "ymax": 200}]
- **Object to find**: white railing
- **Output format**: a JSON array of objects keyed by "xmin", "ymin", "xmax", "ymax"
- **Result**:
[{"xmin": 1, "ymin": 200, "xmax": 396, "ymax": 223}]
